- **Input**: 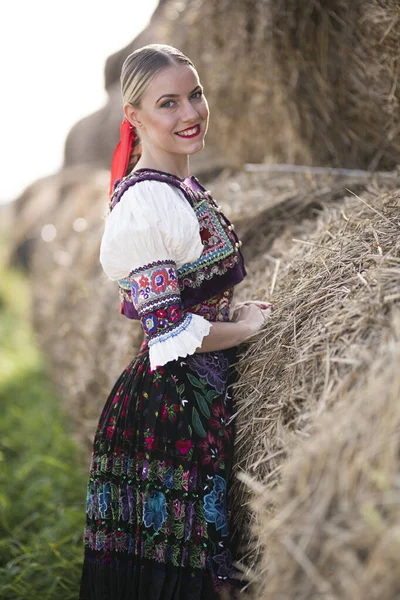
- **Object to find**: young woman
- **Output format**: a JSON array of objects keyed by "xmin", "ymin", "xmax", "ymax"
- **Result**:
[{"xmin": 79, "ymin": 44, "xmax": 272, "ymax": 600}]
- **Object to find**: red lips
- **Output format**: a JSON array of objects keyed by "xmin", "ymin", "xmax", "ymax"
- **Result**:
[{"xmin": 175, "ymin": 124, "xmax": 201, "ymax": 139}]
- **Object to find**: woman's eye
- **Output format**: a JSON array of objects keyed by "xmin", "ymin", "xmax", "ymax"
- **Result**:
[
  {"xmin": 191, "ymin": 91, "xmax": 203, "ymax": 100},
  {"xmin": 161, "ymin": 100, "xmax": 175, "ymax": 108}
]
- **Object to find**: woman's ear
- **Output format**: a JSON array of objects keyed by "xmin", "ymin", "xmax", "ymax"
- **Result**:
[{"xmin": 123, "ymin": 103, "xmax": 142, "ymax": 129}]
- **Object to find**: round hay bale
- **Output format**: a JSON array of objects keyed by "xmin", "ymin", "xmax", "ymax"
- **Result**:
[
  {"xmin": 26, "ymin": 167, "xmax": 143, "ymax": 454},
  {"xmin": 229, "ymin": 183, "xmax": 400, "ymax": 577},
  {"xmin": 248, "ymin": 313, "xmax": 400, "ymax": 599},
  {"xmin": 64, "ymin": 0, "xmax": 400, "ymax": 176}
]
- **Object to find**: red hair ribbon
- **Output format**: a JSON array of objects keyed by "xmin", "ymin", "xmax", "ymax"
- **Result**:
[{"xmin": 109, "ymin": 118, "xmax": 135, "ymax": 198}]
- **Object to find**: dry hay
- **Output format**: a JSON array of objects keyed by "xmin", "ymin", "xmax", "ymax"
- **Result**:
[
  {"xmin": 65, "ymin": 0, "xmax": 400, "ymax": 173},
  {"xmin": 228, "ymin": 182, "xmax": 400, "ymax": 591},
  {"xmin": 21, "ymin": 167, "xmax": 143, "ymax": 454},
  {"xmin": 248, "ymin": 314, "xmax": 400, "ymax": 600},
  {"xmin": 166, "ymin": 0, "xmax": 400, "ymax": 169}
]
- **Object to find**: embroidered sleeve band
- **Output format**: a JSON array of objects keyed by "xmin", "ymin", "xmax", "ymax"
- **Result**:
[{"xmin": 128, "ymin": 260, "xmax": 212, "ymax": 370}]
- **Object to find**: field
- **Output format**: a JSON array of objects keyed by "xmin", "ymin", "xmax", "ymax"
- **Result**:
[{"xmin": 0, "ymin": 234, "xmax": 88, "ymax": 600}]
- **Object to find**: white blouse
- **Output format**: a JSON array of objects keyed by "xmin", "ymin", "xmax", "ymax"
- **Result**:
[{"xmin": 99, "ymin": 180, "xmax": 212, "ymax": 369}]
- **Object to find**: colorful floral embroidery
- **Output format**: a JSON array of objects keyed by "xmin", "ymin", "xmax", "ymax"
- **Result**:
[
  {"xmin": 113, "ymin": 172, "xmax": 245, "ymax": 322},
  {"xmin": 186, "ymin": 352, "xmax": 229, "ymax": 394},
  {"xmin": 143, "ymin": 490, "xmax": 167, "ymax": 532},
  {"xmin": 177, "ymin": 201, "xmax": 239, "ymax": 286},
  {"xmin": 187, "ymin": 287, "xmax": 233, "ymax": 322},
  {"xmin": 203, "ymin": 475, "xmax": 229, "ymax": 536},
  {"xmin": 119, "ymin": 259, "xmax": 194, "ymax": 342},
  {"xmin": 198, "ymin": 431, "xmax": 228, "ymax": 472},
  {"xmin": 213, "ymin": 549, "xmax": 235, "ymax": 578},
  {"xmin": 80, "ymin": 276, "xmax": 239, "ymax": 597}
]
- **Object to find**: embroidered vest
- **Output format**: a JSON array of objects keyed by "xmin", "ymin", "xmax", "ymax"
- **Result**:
[{"xmin": 109, "ymin": 169, "xmax": 246, "ymax": 320}]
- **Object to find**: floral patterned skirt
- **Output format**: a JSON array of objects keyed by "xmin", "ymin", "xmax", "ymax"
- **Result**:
[{"xmin": 79, "ymin": 340, "xmax": 240, "ymax": 600}]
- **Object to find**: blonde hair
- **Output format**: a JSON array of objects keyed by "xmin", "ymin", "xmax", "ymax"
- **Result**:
[{"xmin": 121, "ymin": 44, "xmax": 195, "ymax": 168}]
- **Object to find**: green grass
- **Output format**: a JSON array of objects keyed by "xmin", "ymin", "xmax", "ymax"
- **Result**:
[{"xmin": 0, "ymin": 245, "xmax": 88, "ymax": 599}]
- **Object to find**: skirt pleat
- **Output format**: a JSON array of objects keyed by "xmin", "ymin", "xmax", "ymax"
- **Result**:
[{"xmin": 79, "ymin": 341, "xmax": 240, "ymax": 600}]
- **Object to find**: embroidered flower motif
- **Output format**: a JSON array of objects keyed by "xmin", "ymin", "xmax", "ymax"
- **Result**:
[
  {"xmin": 139, "ymin": 286, "xmax": 151, "ymax": 300},
  {"xmin": 130, "ymin": 280, "xmax": 139, "ymax": 303},
  {"xmin": 95, "ymin": 530, "xmax": 105, "ymax": 551},
  {"xmin": 188, "ymin": 466, "xmax": 198, "ymax": 491},
  {"xmin": 86, "ymin": 488, "xmax": 93, "ymax": 517},
  {"xmin": 151, "ymin": 269, "xmax": 169, "ymax": 293},
  {"xmin": 106, "ymin": 425, "xmax": 115, "ymax": 439},
  {"xmin": 164, "ymin": 466, "xmax": 174, "ymax": 489},
  {"xmin": 115, "ymin": 530, "xmax": 129, "ymax": 552},
  {"xmin": 186, "ymin": 352, "xmax": 229, "ymax": 393},
  {"xmin": 126, "ymin": 485, "xmax": 135, "ymax": 523},
  {"xmin": 143, "ymin": 490, "xmax": 167, "ymax": 532},
  {"xmin": 173, "ymin": 498, "xmax": 183, "ymax": 519},
  {"xmin": 99, "ymin": 482, "xmax": 111, "ymax": 519},
  {"xmin": 175, "ymin": 439, "xmax": 192, "ymax": 455},
  {"xmin": 154, "ymin": 540, "xmax": 167, "ymax": 562},
  {"xmin": 193, "ymin": 522, "xmax": 205, "ymax": 542},
  {"xmin": 209, "ymin": 400, "xmax": 232, "ymax": 440},
  {"xmin": 181, "ymin": 546, "xmax": 189, "ymax": 566},
  {"xmin": 156, "ymin": 461, "xmax": 166, "ymax": 479},
  {"xmin": 162, "ymin": 402, "xmax": 178, "ymax": 423},
  {"xmin": 203, "ymin": 475, "xmax": 229, "ymax": 536},
  {"xmin": 168, "ymin": 267, "xmax": 177, "ymax": 281},
  {"xmin": 168, "ymin": 304, "xmax": 181, "ymax": 323},
  {"xmin": 142, "ymin": 314, "xmax": 158, "ymax": 335},
  {"xmin": 138, "ymin": 275, "xmax": 149, "ymax": 288},
  {"xmin": 122, "ymin": 426, "xmax": 133, "ymax": 440},
  {"xmin": 182, "ymin": 470, "xmax": 190, "ymax": 491},
  {"xmin": 184, "ymin": 501, "xmax": 195, "ymax": 541},
  {"xmin": 119, "ymin": 488, "xmax": 129, "ymax": 522},
  {"xmin": 213, "ymin": 549, "xmax": 235, "ymax": 578},
  {"xmin": 141, "ymin": 459, "xmax": 150, "ymax": 480},
  {"xmin": 198, "ymin": 431, "xmax": 227, "ymax": 471},
  {"xmin": 145, "ymin": 435, "xmax": 156, "ymax": 450},
  {"xmin": 156, "ymin": 308, "xmax": 167, "ymax": 318}
]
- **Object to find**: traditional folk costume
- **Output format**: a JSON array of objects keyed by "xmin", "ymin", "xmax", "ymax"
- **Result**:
[{"xmin": 79, "ymin": 166, "xmax": 246, "ymax": 599}]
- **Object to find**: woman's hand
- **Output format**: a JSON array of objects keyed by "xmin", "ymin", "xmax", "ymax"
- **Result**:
[
  {"xmin": 231, "ymin": 302, "xmax": 273, "ymax": 338},
  {"xmin": 232, "ymin": 300, "xmax": 274, "ymax": 314},
  {"xmin": 195, "ymin": 301, "xmax": 274, "ymax": 353}
]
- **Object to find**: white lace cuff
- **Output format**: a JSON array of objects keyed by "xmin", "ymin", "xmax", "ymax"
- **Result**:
[{"xmin": 148, "ymin": 312, "xmax": 212, "ymax": 370}]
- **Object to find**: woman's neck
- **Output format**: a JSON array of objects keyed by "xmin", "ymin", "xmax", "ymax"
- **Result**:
[{"xmin": 134, "ymin": 149, "xmax": 190, "ymax": 180}]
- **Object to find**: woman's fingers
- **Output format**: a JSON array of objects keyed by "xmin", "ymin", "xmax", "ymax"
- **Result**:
[{"xmin": 233, "ymin": 300, "xmax": 274, "ymax": 311}]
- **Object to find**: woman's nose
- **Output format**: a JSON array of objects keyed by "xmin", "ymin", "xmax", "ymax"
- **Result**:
[{"xmin": 180, "ymin": 100, "xmax": 198, "ymax": 122}]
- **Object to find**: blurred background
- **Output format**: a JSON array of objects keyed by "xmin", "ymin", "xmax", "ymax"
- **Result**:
[{"xmin": 1, "ymin": 1, "xmax": 400, "ymax": 598}]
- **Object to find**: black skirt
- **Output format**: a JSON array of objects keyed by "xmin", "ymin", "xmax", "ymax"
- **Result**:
[{"xmin": 79, "ymin": 340, "xmax": 240, "ymax": 600}]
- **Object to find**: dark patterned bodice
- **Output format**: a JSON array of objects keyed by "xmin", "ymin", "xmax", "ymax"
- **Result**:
[{"xmin": 111, "ymin": 169, "xmax": 246, "ymax": 321}]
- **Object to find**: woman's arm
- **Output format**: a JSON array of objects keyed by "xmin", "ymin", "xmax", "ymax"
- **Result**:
[
  {"xmin": 195, "ymin": 320, "xmax": 253, "ymax": 353},
  {"xmin": 195, "ymin": 303, "xmax": 272, "ymax": 353}
]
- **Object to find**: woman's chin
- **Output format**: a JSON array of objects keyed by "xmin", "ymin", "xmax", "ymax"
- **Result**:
[{"xmin": 187, "ymin": 139, "xmax": 206, "ymax": 155}]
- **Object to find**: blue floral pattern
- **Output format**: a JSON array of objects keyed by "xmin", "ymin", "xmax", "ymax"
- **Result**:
[
  {"xmin": 143, "ymin": 489, "xmax": 167, "ymax": 532},
  {"xmin": 203, "ymin": 475, "xmax": 229, "ymax": 536},
  {"xmin": 98, "ymin": 482, "xmax": 111, "ymax": 519}
]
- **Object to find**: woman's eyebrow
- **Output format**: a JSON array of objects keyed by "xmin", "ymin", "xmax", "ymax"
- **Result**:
[{"xmin": 156, "ymin": 85, "xmax": 202, "ymax": 103}]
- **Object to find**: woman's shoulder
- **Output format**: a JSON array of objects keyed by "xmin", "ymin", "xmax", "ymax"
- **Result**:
[
  {"xmin": 100, "ymin": 175, "xmax": 203, "ymax": 280},
  {"xmin": 111, "ymin": 176, "xmax": 197, "ymax": 229}
]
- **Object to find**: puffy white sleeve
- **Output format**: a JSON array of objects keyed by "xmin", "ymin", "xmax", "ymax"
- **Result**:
[{"xmin": 99, "ymin": 180, "xmax": 211, "ymax": 370}]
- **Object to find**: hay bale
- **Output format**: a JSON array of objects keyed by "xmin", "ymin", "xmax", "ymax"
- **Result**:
[
  {"xmin": 146, "ymin": 0, "xmax": 400, "ymax": 169},
  {"xmin": 248, "ymin": 313, "xmax": 400, "ymax": 599},
  {"xmin": 229, "ymin": 183, "xmax": 400, "ymax": 578},
  {"xmin": 23, "ymin": 167, "xmax": 143, "ymax": 453},
  {"xmin": 64, "ymin": 0, "xmax": 400, "ymax": 174}
]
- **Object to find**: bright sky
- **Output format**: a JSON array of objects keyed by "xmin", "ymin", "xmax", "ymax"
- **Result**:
[{"xmin": 0, "ymin": 1, "xmax": 158, "ymax": 204}]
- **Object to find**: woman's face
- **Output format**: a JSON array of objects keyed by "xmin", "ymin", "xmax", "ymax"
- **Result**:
[{"xmin": 125, "ymin": 63, "xmax": 209, "ymax": 157}]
